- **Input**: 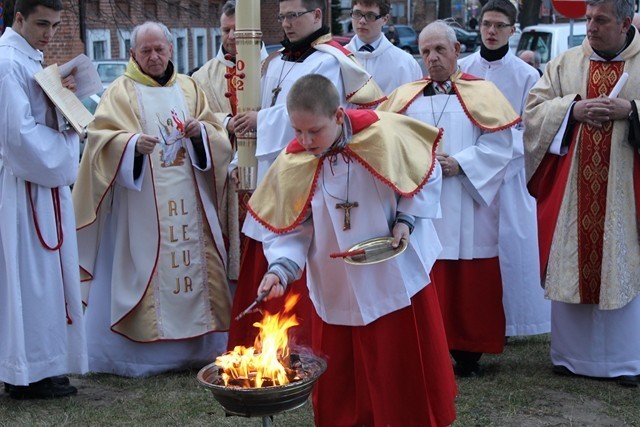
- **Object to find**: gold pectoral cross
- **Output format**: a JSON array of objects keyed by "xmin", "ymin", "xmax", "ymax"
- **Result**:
[
  {"xmin": 336, "ymin": 201, "xmax": 358, "ymax": 230},
  {"xmin": 271, "ymin": 86, "xmax": 282, "ymax": 107}
]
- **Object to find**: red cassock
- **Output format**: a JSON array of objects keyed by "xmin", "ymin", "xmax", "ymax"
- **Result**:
[
  {"xmin": 311, "ymin": 278, "xmax": 457, "ymax": 427},
  {"xmin": 432, "ymin": 258, "xmax": 505, "ymax": 354},
  {"xmin": 227, "ymin": 238, "xmax": 314, "ymax": 350}
]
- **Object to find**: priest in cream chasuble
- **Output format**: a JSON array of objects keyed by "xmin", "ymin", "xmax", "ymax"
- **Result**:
[{"xmin": 73, "ymin": 22, "xmax": 233, "ymax": 377}]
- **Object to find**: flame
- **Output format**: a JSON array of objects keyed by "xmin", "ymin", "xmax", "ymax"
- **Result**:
[{"xmin": 215, "ymin": 293, "xmax": 300, "ymax": 388}]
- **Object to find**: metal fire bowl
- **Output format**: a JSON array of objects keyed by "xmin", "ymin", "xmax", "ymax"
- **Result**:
[{"xmin": 197, "ymin": 354, "xmax": 327, "ymax": 418}]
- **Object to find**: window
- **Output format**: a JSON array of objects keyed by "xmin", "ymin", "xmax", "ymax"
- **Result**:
[
  {"xmin": 93, "ymin": 41, "xmax": 106, "ymax": 59},
  {"xmin": 191, "ymin": 28, "xmax": 208, "ymax": 68},
  {"xmin": 118, "ymin": 29, "xmax": 131, "ymax": 58},
  {"xmin": 172, "ymin": 28, "xmax": 189, "ymax": 74},
  {"xmin": 86, "ymin": 29, "xmax": 112, "ymax": 60},
  {"xmin": 211, "ymin": 27, "xmax": 221, "ymax": 57}
]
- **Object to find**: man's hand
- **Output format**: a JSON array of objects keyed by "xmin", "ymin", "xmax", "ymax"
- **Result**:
[
  {"xmin": 61, "ymin": 67, "xmax": 78, "ymax": 92},
  {"xmin": 183, "ymin": 118, "xmax": 202, "ymax": 140},
  {"xmin": 573, "ymin": 95, "xmax": 633, "ymax": 128},
  {"xmin": 230, "ymin": 168, "xmax": 239, "ymax": 186},
  {"xmin": 437, "ymin": 153, "xmax": 462, "ymax": 177},
  {"xmin": 392, "ymin": 221, "xmax": 410, "ymax": 248},
  {"xmin": 136, "ymin": 134, "xmax": 159, "ymax": 155},
  {"xmin": 257, "ymin": 273, "xmax": 285, "ymax": 301},
  {"xmin": 233, "ymin": 111, "xmax": 258, "ymax": 135},
  {"xmin": 226, "ymin": 118, "xmax": 236, "ymax": 135}
]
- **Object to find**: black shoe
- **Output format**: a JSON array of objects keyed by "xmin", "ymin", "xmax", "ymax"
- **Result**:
[
  {"xmin": 5, "ymin": 376, "xmax": 69, "ymax": 393},
  {"xmin": 616, "ymin": 375, "xmax": 639, "ymax": 388},
  {"xmin": 552, "ymin": 365, "xmax": 577, "ymax": 377},
  {"xmin": 50, "ymin": 376, "xmax": 71, "ymax": 386},
  {"xmin": 454, "ymin": 361, "xmax": 482, "ymax": 378},
  {"xmin": 9, "ymin": 378, "xmax": 77, "ymax": 400}
]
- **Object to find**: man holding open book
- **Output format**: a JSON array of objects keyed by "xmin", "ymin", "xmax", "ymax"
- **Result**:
[{"xmin": 0, "ymin": 0, "xmax": 88, "ymax": 399}]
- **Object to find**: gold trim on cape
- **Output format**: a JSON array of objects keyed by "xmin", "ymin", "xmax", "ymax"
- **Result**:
[
  {"xmin": 247, "ymin": 111, "xmax": 441, "ymax": 233},
  {"xmin": 377, "ymin": 71, "xmax": 520, "ymax": 131}
]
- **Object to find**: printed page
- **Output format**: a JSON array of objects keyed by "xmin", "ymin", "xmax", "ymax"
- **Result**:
[
  {"xmin": 34, "ymin": 63, "xmax": 94, "ymax": 135},
  {"xmin": 58, "ymin": 54, "xmax": 104, "ymax": 100}
]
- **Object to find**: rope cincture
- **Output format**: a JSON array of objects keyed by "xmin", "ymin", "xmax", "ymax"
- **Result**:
[{"xmin": 27, "ymin": 182, "xmax": 71, "ymax": 324}]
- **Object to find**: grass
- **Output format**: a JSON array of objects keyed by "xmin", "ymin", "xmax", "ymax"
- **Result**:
[{"xmin": 1, "ymin": 334, "xmax": 638, "ymax": 426}]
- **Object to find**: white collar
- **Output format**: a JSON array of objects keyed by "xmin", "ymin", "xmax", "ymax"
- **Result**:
[
  {"xmin": 354, "ymin": 34, "xmax": 385, "ymax": 51},
  {"xmin": 0, "ymin": 27, "xmax": 44, "ymax": 63}
]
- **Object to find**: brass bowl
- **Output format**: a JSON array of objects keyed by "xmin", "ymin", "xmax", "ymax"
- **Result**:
[{"xmin": 197, "ymin": 354, "xmax": 326, "ymax": 418}]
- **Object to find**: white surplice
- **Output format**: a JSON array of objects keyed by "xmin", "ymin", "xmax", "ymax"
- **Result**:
[
  {"xmin": 345, "ymin": 35, "xmax": 423, "ymax": 95},
  {"xmin": 245, "ymin": 158, "xmax": 443, "ymax": 326},
  {"xmin": 405, "ymin": 94, "xmax": 512, "ymax": 259},
  {"xmin": 0, "ymin": 28, "xmax": 87, "ymax": 385},
  {"xmin": 255, "ymin": 50, "xmax": 347, "ymax": 184},
  {"xmin": 459, "ymin": 50, "xmax": 550, "ymax": 336}
]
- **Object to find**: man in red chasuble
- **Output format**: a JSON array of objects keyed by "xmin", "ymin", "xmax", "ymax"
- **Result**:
[{"xmin": 525, "ymin": 0, "xmax": 640, "ymax": 387}]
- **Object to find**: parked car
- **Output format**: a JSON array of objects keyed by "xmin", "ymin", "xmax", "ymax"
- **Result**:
[
  {"xmin": 93, "ymin": 59, "xmax": 128, "ymax": 89},
  {"xmin": 383, "ymin": 25, "xmax": 419, "ymax": 54},
  {"xmin": 509, "ymin": 24, "xmax": 522, "ymax": 53},
  {"xmin": 517, "ymin": 22, "xmax": 587, "ymax": 70},
  {"xmin": 453, "ymin": 27, "xmax": 480, "ymax": 53},
  {"xmin": 81, "ymin": 92, "xmax": 102, "ymax": 115}
]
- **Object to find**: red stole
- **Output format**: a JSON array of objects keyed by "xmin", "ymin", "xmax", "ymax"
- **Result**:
[{"xmin": 576, "ymin": 61, "xmax": 623, "ymax": 303}]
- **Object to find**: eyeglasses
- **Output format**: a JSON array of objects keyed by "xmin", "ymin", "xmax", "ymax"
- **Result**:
[
  {"xmin": 350, "ymin": 10, "xmax": 383, "ymax": 22},
  {"xmin": 277, "ymin": 10, "xmax": 315, "ymax": 23},
  {"xmin": 480, "ymin": 21, "xmax": 512, "ymax": 30}
]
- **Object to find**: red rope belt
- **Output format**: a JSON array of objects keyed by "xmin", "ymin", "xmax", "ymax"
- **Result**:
[{"xmin": 26, "ymin": 182, "xmax": 64, "ymax": 251}]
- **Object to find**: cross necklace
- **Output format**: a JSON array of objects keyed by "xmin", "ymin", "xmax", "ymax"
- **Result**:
[
  {"xmin": 270, "ymin": 52, "xmax": 307, "ymax": 106},
  {"xmin": 429, "ymin": 90, "xmax": 452, "ymax": 128},
  {"xmin": 322, "ymin": 157, "xmax": 358, "ymax": 230}
]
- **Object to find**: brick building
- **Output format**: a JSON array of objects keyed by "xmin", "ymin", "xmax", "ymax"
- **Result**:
[{"xmin": 42, "ymin": 0, "xmax": 285, "ymax": 70}]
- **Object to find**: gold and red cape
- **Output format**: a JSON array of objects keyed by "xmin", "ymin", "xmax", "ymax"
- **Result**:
[
  {"xmin": 377, "ymin": 70, "xmax": 520, "ymax": 131},
  {"xmin": 247, "ymin": 109, "xmax": 442, "ymax": 233}
]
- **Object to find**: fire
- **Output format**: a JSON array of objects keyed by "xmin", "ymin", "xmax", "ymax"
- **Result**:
[{"xmin": 215, "ymin": 293, "xmax": 300, "ymax": 388}]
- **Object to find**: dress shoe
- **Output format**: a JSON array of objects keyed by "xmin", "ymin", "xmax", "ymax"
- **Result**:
[
  {"xmin": 9, "ymin": 377, "xmax": 77, "ymax": 400},
  {"xmin": 552, "ymin": 365, "xmax": 577, "ymax": 377},
  {"xmin": 454, "ymin": 361, "xmax": 482, "ymax": 378},
  {"xmin": 50, "ymin": 376, "xmax": 71, "ymax": 386},
  {"xmin": 616, "ymin": 375, "xmax": 639, "ymax": 388},
  {"xmin": 4, "ymin": 376, "xmax": 69, "ymax": 393}
]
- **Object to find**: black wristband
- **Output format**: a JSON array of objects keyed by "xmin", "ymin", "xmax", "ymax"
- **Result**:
[{"xmin": 395, "ymin": 218, "xmax": 414, "ymax": 234}]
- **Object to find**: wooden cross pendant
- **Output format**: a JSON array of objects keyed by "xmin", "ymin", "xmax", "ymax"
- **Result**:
[
  {"xmin": 270, "ymin": 86, "xmax": 282, "ymax": 107},
  {"xmin": 336, "ymin": 201, "xmax": 358, "ymax": 230}
]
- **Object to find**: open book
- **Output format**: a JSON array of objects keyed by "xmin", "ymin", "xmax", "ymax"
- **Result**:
[{"xmin": 34, "ymin": 54, "xmax": 103, "ymax": 135}]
